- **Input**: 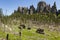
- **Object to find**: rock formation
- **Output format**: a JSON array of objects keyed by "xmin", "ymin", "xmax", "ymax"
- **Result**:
[{"xmin": 16, "ymin": 1, "xmax": 57, "ymax": 15}]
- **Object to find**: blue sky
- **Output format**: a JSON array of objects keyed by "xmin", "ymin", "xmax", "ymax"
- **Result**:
[{"xmin": 0, "ymin": 0, "xmax": 60, "ymax": 15}]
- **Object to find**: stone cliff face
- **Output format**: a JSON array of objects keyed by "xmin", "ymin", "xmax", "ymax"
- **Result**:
[{"xmin": 37, "ymin": 1, "xmax": 57, "ymax": 13}]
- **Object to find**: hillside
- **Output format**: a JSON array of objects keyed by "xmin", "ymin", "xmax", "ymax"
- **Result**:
[{"xmin": 0, "ymin": 12, "xmax": 60, "ymax": 40}]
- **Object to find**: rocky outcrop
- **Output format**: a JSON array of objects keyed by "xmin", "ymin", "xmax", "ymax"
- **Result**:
[
  {"xmin": 37, "ymin": 1, "xmax": 46, "ymax": 13},
  {"xmin": 16, "ymin": 1, "xmax": 57, "ymax": 15}
]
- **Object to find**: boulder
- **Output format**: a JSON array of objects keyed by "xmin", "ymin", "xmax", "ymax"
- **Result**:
[
  {"xmin": 36, "ymin": 28, "xmax": 44, "ymax": 34},
  {"xmin": 27, "ymin": 27, "xmax": 31, "ymax": 30}
]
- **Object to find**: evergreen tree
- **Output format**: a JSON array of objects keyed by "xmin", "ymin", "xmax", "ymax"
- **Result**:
[
  {"xmin": 51, "ymin": 2, "xmax": 57, "ymax": 13},
  {"xmin": 0, "ymin": 8, "xmax": 3, "ymax": 18},
  {"xmin": 30, "ymin": 5, "xmax": 35, "ymax": 14},
  {"xmin": 58, "ymin": 10, "xmax": 60, "ymax": 14},
  {"xmin": 17, "ymin": 7, "xmax": 21, "ymax": 13},
  {"xmin": 56, "ymin": 10, "xmax": 60, "ymax": 16},
  {"xmin": 14, "ymin": 10, "xmax": 17, "ymax": 13}
]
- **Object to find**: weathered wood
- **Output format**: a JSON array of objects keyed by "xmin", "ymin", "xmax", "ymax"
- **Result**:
[
  {"xmin": 6, "ymin": 34, "xmax": 9, "ymax": 40},
  {"xmin": 19, "ymin": 32, "xmax": 21, "ymax": 36}
]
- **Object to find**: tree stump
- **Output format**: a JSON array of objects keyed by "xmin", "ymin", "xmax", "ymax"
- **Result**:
[
  {"xmin": 6, "ymin": 34, "xmax": 9, "ymax": 40},
  {"xmin": 19, "ymin": 32, "xmax": 21, "ymax": 36}
]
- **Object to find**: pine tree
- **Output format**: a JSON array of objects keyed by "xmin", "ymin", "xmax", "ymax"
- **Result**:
[
  {"xmin": 51, "ymin": 2, "xmax": 57, "ymax": 13},
  {"xmin": 0, "ymin": 8, "xmax": 3, "ymax": 18},
  {"xmin": 30, "ymin": 5, "xmax": 35, "ymax": 14},
  {"xmin": 17, "ymin": 7, "xmax": 20, "ymax": 12}
]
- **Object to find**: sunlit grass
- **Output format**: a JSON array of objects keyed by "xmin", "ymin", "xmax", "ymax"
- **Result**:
[{"xmin": 0, "ymin": 27, "xmax": 60, "ymax": 40}]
